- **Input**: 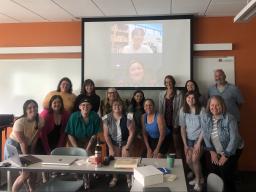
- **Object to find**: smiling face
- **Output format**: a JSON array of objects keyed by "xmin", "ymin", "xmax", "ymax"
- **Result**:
[
  {"xmin": 112, "ymin": 101, "xmax": 123, "ymax": 114},
  {"xmin": 79, "ymin": 102, "xmax": 92, "ymax": 115},
  {"xmin": 132, "ymin": 28, "xmax": 145, "ymax": 49},
  {"xmin": 186, "ymin": 81, "xmax": 195, "ymax": 92},
  {"xmin": 26, "ymin": 102, "xmax": 38, "ymax": 120},
  {"xmin": 134, "ymin": 92, "xmax": 144, "ymax": 104},
  {"xmin": 209, "ymin": 97, "xmax": 223, "ymax": 116},
  {"xmin": 129, "ymin": 62, "xmax": 144, "ymax": 82},
  {"xmin": 214, "ymin": 70, "xmax": 226, "ymax": 85},
  {"xmin": 60, "ymin": 80, "xmax": 70, "ymax": 93},
  {"xmin": 144, "ymin": 100, "xmax": 154, "ymax": 114},
  {"xmin": 186, "ymin": 94, "xmax": 196, "ymax": 107},
  {"xmin": 51, "ymin": 97, "xmax": 62, "ymax": 112},
  {"xmin": 164, "ymin": 77, "xmax": 174, "ymax": 90},
  {"xmin": 85, "ymin": 83, "xmax": 94, "ymax": 95}
]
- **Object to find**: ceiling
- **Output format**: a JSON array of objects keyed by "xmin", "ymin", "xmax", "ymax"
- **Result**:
[{"xmin": 0, "ymin": 0, "xmax": 249, "ymax": 23}]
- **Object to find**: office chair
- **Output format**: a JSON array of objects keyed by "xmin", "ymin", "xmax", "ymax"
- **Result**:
[
  {"xmin": 36, "ymin": 147, "xmax": 88, "ymax": 192},
  {"xmin": 207, "ymin": 173, "xmax": 224, "ymax": 192}
]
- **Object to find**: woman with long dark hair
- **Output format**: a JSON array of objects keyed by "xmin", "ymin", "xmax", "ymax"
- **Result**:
[
  {"xmin": 128, "ymin": 89, "xmax": 145, "ymax": 157},
  {"xmin": 38, "ymin": 95, "xmax": 70, "ymax": 154},
  {"xmin": 180, "ymin": 91, "xmax": 205, "ymax": 191},
  {"xmin": 73, "ymin": 79, "xmax": 100, "ymax": 113},
  {"xmin": 4, "ymin": 99, "xmax": 44, "ymax": 192}
]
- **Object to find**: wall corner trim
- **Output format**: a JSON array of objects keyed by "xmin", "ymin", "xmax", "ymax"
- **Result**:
[{"xmin": 193, "ymin": 43, "xmax": 232, "ymax": 51}]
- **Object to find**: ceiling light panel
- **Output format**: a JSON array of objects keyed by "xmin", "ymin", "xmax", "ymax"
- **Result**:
[
  {"xmin": 206, "ymin": 0, "xmax": 247, "ymax": 16},
  {"xmin": 133, "ymin": 0, "xmax": 171, "ymax": 15},
  {"xmin": 94, "ymin": 0, "xmax": 136, "ymax": 16},
  {"xmin": 12, "ymin": 0, "xmax": 74, "ymax": 21},
  {"xmin": 53, "ymin": 0, "xmax": 103, "ymax": 18},
  {"xmin": 172, "ymin": 0, "xmax": 210, "ymax": 16}
]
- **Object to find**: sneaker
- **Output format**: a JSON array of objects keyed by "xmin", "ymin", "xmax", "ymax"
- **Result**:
[
  {"xmin": 189, "ymin": 177, "xmax": 204, "ymax": 185},
  {"xmin": 189, "ymin": 178, "xmax": 196, "ymax": 185},
  {"xmin": 109, "ymin": 177, "xmax": 118, "ymax": 188},
  {"xmin": 194, "ymin": 183, "xmax": 201, "ymax": 191}
]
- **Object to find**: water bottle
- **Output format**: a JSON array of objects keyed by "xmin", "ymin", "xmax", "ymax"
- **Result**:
[{"xmin": 95, "ymin": 138, "xmax": 102, "ymax": 167}]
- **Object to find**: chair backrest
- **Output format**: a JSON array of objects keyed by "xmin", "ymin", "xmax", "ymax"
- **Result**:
[
  {"xmin": 51, "ymin": 147, "xmax": 88, "ymax": 157},
  {"xmin": 207, "ymin": 173, "xmax": 224, "ymax": 192}
]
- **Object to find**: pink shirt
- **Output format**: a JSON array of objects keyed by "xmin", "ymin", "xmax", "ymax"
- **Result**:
[{"xmin": 39, "ymin": 109, "xmax": 70, "ymax": 154}]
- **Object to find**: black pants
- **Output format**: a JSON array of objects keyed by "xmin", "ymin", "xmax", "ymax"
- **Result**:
[{"xmin": 206, "ymin": 149, "xmax": 242, "ymax": 192}]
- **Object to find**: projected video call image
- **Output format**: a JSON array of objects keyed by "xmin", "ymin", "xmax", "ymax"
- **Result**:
[
  {"xmin": 83, "ymin": 17, "xmax": 191, "ymax": 88},
  {"xmin": 111, "ymin": 23, "xmax": 163, "ymax": 54}
]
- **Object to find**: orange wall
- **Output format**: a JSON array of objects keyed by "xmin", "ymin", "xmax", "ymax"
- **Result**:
[
  {"xmin": 0, "ymin": 18, "xmax": 255, "ymax": 170},
  {"xmin": 193, "ymin": 17, "xmax": 256, "ymax": 171},
  {"xmin": 0, "ymin": 22, "xmax": 81, "ymax": 59}
]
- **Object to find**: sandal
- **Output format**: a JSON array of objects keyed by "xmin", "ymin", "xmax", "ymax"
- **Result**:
[
  {"xmin": 194, "ymin": 183, "xmax": 202, "ymax": 192},
  {"xmin": 127, "ymin": 178, "xmax": 132, "ymax": 188},
  {"xmin": 83, "ymin": 175, "xmax": 90, "ymax": 190},
  {"xmin": 109, "ymin": 177, "xmax": 118, "ymax": 188}
]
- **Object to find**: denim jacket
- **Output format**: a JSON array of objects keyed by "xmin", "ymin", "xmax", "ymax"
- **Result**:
[{"xmin": 201, "ymin": 112, "xmax": 243, "ymax": 157}]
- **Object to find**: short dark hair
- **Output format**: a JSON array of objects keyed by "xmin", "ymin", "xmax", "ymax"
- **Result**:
[
  {"xmin": 57, "ymin": 77, "xmax": 73, "ymax": 93},
  {"xmin": 48, "ymin": 95, "xmax": 64, "ymax": 113},
  {"xmin": 132, "ymin": 28, "xmax": 145, "ymax": 37}
]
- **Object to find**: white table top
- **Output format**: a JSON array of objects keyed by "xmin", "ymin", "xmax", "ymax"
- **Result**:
[
  {"xmin": 1, "ymin": 155, "xmax": 187, "ymax": 192},
  {"xmin": 131, "ymin": 158, "xmax": 187, "ymax": 192},
  {"xmin": 2, "ymin": 155, "xmax": 134, "ymax": 174}
]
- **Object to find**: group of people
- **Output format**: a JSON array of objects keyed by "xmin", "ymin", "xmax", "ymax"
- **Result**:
[{"xmin": 4, "ymin": 69, "xmax": 244, "ymax": 192}]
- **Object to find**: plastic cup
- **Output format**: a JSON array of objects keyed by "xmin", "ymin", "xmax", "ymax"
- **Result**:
[{"xmin": 167, "ymin": 153, "xmax": 176, "ymax": 169}]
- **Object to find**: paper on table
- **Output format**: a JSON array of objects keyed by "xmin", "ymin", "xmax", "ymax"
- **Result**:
[
  {"xmin": 75, "ymin": 159, "xmax": 88, "ymax": 166},
  {"xmin": 164, "ymin": 174, "xmax": 177, "ymax": 182},
  {"xmin": 114, "ymin": 158, "xmax": 139, "ymax": 168}
]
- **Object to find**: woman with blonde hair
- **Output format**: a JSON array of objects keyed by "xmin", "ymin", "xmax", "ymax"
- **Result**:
[
  {"xmin": 103, "ymin": 100, "xmax": 135, "ymax": 188},
  {"xmin": 201, "ymin": 95, "xmax": 244, "ymax": 192},
  {"xmin": 100, "ymin": 87, "xmax": 124, "ymax": 116}
]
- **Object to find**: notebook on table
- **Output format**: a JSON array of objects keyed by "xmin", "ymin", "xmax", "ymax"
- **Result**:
[
  {"xmin": 6, "ymin": 144, "xmax": 42, "ymax": 167},
  {"xmin": 143, "ymin": 187, "xmax": 171, "ymax": 192},
  {"xmin": 114, "ymin": 158, "xmax": 139, "ymax": 168},
  {"xmin": 41, "ymin": 156, "xmax": 78, "ymax": 166}
]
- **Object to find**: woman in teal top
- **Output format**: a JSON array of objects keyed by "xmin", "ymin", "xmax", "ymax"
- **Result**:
[{"xmin": 65, "ymin": 98, "xmax": 101, "ymax": 154}]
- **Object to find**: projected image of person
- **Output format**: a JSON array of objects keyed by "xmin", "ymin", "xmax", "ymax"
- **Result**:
[
  {"xmin": 122, "ymin": 28, "xmax": 153, "ymax": 54},
  {"xmin": 118, "ymin": 60, "xmax": 156, "ymax": 87}
]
